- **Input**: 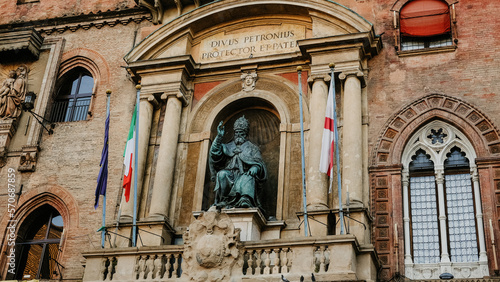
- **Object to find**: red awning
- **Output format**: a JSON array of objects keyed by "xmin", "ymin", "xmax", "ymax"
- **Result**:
[{"xmin": 400, "ymin": 0, "xmax": 451, "ymax": 37}]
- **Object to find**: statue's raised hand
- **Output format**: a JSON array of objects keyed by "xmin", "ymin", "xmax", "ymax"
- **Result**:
[{"xmin": 217, "ymin": 121, "xmax": 225, "ymax": 137}]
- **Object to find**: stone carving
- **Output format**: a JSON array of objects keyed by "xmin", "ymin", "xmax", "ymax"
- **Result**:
[
  {"xmin": 19, "ymin": 147, "xmax": 38, "ymax": 172},
  {"xmin": 182, "ymin": 209, "xmax": 242, "ymax": 281},
  {"xmin": 0, "ymin": 65, "xmax": 29, "ymax": 120},
  {"xmin": 241, "ymin": 71, "xmax": 257, "ymax": 91},
  {"xmin": 0, "ymin": 150, "xmax": 6, "ymax": 168},
  {"xmin": 209, "ymin": 116, "xmax": 267, "ymax": 209}
]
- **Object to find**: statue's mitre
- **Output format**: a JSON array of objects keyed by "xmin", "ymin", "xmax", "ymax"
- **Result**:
[{"xmin": 233, "ymin": 116, "xmax": 250, "ymax": 133}]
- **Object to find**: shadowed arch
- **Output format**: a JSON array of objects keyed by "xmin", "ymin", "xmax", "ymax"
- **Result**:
[
  {"xmin": 0, "ymin": 187, "xmax": 78, "ymax": 279},
  {"xmin": 187, "ymin": 74, "xmax": 304, "ymax": 135}
]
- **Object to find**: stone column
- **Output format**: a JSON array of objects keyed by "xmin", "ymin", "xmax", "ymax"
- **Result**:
[
  {"xmin": 306, "ymin": 76, "xmax": 329, "ymax": 211},
  {"xmin": 121, "ymin": 95, "xmax": 155, "ymax": 219},
  {"xmin": 471, "ymin": 167, "xmax": 488, "ymax": 262},
  {"xmin": 402, "ymin": 171, "xmax": 413, "ymax": 264},
  {"xmin": 339, "ymin": 71, "xmax": 364, "ymax": 205},
  {"xmin": 435, "ymin": 168, "xmax": 451, "ymax": 264},
  {"xmin": 149, "ymin": 94, "xmax": 183, "ymax": 219}
]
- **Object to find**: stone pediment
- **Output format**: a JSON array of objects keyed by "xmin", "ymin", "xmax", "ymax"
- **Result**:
[{"xmin": 124, "ymin": 0, "xmax": 377, "ymax": 64}]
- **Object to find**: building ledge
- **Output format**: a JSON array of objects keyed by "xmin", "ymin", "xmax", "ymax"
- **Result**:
[{"xmin": 0, "ymin": 28, "xmax": 43, "ymax": 62}]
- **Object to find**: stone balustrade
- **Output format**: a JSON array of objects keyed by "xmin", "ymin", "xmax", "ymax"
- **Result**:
[
  {"xmin": 242, "ymin": 247, "xmax": 292, "ymax": 276},
  {"xmin": 83, "ymin": 234, "xmax": 379, "ymax": 281},
  {"xmin": 83, "ymin": 245, "xmax": 183, "ymax": 281},
  {"xmin": 240, "ymin": 234, "xmax": 377, "ymax": 281}
]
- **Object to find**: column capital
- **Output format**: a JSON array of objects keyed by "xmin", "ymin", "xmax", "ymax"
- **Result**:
[
  {"xmin": 161, "ymin": 89, "xmax": 191, "ymax": 106},
  {"xmin": 307, "ymin": 73, "xmax": 331, "ymax": 84},
  {"xmin": 339, "ymin": 70, "xmax": 366, "ymax": 88},
  {"xmin": 470, "ymin": 166, "xmax": 479, "ymax": 182},
  {"xmin": 140, "ymin": 94, "xmax": 160, "ymax": 109}
]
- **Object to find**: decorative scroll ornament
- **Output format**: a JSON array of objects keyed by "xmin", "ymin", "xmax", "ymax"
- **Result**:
[{"xmin": 241, "ymin": 71, "xmax": 258, "ymax": 92}]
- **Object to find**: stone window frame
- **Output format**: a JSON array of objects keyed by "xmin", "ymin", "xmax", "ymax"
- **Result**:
[
  {"xmin": 400, "ymin": 120, "xmax": 489, "ymax": 279},
  {"xmin": 8, "ymin": 205, "xmax": 64, "ymax": 280},
  {"xmin": 391, "ymin": 0, "xmax": 459, "ymax": 57},
  {"xmin": 51, "ymin": 50, "xmax": 108, "ymax": 123},
  {"xmin": 51, "ymin": 67, "xmax": 94, "ymax": 122}
]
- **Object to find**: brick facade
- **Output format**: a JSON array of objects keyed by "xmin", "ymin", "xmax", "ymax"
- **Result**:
[{"xmin": 0, "ymin": 0, "xmax": 499, "ymax": 280}]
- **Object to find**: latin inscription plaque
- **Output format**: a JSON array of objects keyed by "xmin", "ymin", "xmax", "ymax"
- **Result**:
[{"xmin": 199, "ymin": 24, "xmax": 305, "ymax": 63}]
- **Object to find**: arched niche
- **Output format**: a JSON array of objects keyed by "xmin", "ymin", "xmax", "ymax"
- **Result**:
[
  {"xmin": 202, "ymin": 97, "xmax": 281, "ymax": 219},
  {"xmin": 180, "ymin": 74, "xmax": 301, "ymax": 223}
]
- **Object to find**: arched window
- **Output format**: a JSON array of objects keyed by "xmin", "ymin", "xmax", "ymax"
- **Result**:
[
  {"xmin": 7, "ymin": 205, "xmax": 64, "ymax": 280},
  {"xmin": 51, "ymin": 67, "xmax": 93, "ymax": 122},
  {"xmin": 399, "ymin": 0, "xmax": 453, "ymax": 51},
  {"xmin": 401, "ymin": 121, "xmax": 489, "ymax": 279}
]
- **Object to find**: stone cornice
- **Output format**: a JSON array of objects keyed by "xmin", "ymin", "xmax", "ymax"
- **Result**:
[
  {"xmin": 126, "ymin": 55, "xmax": 197, "ymax": 82},
  {"xmin": 0, "ymin": 28, "xmax": 43, "ymax": 62},
  {"xmin": 0, "ymin": 8, "xmax": 151, "ymax": 35},
  {"xmin": 297, "ymin": 31, "xmax": 382, "ymax": 60}
]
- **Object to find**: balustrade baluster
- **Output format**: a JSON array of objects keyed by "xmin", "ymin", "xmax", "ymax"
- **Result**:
[
  {"xmin": 255, "ymin": 249, "xmax": 263, "ymax": 275},
  {"xmin": 273, "ymin": 249, "xmax": 281, "ymax": 274},
  {"xmin": 164, "ymin": 254, "xmax": 172, "ymax": 278},
  {"xmin": 263, "ymin": 249, "xmax": 271, "ymax": 275},
  {"xmin": 325, "ymin": 246, "xmax": 330, "ymax": 272},
  {"xmin": 138, "ymin": 256, "xmax": 147, "ymax": 280},
  {"xmin": 173, "ymin": 253, "xmax": 180, "ymax": 278},
  {"xmin": 248, "ymin": 250, "xmax": 254, "ymax": 275},
  {"xmin": 281, "ymin": 249, "xmax": 289, "ymax": 273},
  {"xmin": 153, "ymin": 255, "xmax": 163, "ymax": 279},
  {"xmin": 146, "ymin": 255, "xmax": 154, "ymax": 279},
  {"xmin": 319, "ymin": 246, "xmax": 326, "ymax": 273}
]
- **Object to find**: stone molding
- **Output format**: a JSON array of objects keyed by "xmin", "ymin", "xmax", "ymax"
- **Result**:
[
  {"xmin": 59, "ymin": 48, "xmax": 111, "ymax": 86},
  {"xmin": 125, "ymin": 0, "xmax": 376, "ymax": 62},
  {"xmin": 371, "ymin": 94, "xmax": 500, "ymax": 167},
  {"xmin": 0, "ymin": 10, "xmax": 152, "ymax": 35},
  {"xmin": 0, "ymin": 28, "xmax": 43, "ymax": 62}
]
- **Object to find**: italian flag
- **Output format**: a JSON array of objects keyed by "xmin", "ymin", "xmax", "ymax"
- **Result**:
[{"xmin": 123, "ymin": 105, "xmax": 137, "ymax": 202}]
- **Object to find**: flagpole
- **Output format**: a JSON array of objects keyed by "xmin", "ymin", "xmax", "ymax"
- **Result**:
[
  {"xmin": 101, "ymin": 89, "xmax": 111, "ymax": 248},
  {"xmin": 329, "ymin": 63, "xmax": 345, "ymax": 235},
  {"xmin": 297, "ymin": 66, "xmax": 310, "ymax": 237},
  {"xmin": 132, "ymin": 84, "xmax": 141, "ymax": 247}
]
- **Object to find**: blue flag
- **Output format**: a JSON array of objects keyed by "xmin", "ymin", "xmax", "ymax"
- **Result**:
[{"xmin": 94, "ymin": 113, "xmax": 109, "ymax": 208}]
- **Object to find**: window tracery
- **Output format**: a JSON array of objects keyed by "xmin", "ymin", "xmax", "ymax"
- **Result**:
[{"xmin": 401, "ymin": 120, "xmax": 489, "ymax": 279}]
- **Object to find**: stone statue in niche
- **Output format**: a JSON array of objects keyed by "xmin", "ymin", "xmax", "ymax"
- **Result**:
[
  {"xmin": 209, "ymin": 116, "xmax": 267, "ymax": 209},
  {"xmin": 0, "ymin": 65, "xmax": 29, "ymax": 119},
  {"xmin": 241, "ymin": 71, "xmax": 257, "ymax": 91}
]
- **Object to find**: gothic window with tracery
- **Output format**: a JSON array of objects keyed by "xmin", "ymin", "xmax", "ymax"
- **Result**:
[{"xmin": 401, "ymin": 120, "xmax": 489, "ymax": 279}]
